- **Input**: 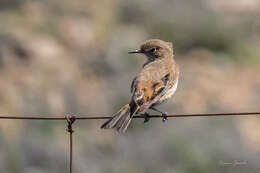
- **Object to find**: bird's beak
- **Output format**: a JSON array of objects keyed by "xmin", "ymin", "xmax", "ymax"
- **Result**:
[{"xmin": 128, "ymin": 49, "xmax": 142, "ymax": 54}]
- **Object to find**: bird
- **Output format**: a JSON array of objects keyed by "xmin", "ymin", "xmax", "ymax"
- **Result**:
[{"xmin": 101, "ymin": 39, "xmax": 179, "ymax": 133}]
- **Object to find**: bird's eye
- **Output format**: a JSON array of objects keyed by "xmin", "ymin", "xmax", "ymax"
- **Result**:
[{"xmin": 150, "ymin": 48, "xmax": 156, "ymax": 52}]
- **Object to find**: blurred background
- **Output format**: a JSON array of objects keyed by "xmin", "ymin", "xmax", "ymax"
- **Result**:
[{"xmin": 0, "ymin": 0, "xmax": 260, "ymax": 172}]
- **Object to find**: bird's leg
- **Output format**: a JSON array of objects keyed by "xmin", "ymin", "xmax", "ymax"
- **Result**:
[
  {"xmin": 150, "ymin": 107, "xmax": 168, "ymax": 122},
  {"xmin": 141, "ymin": 112, "xmax": 151, "ymax": 123}
]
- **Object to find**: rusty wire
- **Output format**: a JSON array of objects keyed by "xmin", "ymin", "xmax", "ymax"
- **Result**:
[
  {"xmin": 66, "ymin": 114, "xmax": 76, "ymax": 173},
  {"xmin": 1, "ymin": 111, "xmax": 260, "ymax": 173},
  {"xmin": 0, "ymin": 112, "xmax": 260, "ymax": 120}
]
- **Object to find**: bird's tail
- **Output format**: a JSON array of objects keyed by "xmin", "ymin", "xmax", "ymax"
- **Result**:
[{"xmin": 101, "ymin": 104, "xmax": 133, "ymax": 133}]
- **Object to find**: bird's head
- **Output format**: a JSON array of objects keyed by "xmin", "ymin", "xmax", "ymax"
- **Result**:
[{"xmin": 128, "ymin": 39, "xmax": 173, "ymax": 60}]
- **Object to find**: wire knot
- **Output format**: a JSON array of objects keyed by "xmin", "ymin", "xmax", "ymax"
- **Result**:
[{"xmin": 66, "ymin": 114, "xmax": 76, "ymax": 133}]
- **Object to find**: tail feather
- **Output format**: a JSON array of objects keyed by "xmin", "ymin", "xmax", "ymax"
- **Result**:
[
  {"xmin": 101, "ymin": 104, "xmax": 133, "ymax": 132},
  {"xmin": 117, "ymin": 115, "xmax": 132, "ymax": 133}
]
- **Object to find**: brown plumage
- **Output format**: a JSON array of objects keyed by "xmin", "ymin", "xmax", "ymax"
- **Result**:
[{"xmin": 101, "ymin": 39, "xmax": 179, "ymax": 133}]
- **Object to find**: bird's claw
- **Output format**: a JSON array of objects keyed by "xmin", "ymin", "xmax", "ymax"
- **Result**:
[
  {"xmin": 162, "ymin": 112, "xmax": 168, "ymax": 123},
  {"xmin": 142, "ymin": 112, "xmax": 151, "ymax": 123}
]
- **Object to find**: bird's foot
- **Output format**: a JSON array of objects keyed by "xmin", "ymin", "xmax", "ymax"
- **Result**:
[
  {"xmin": 149, "ymin": 107, "xmax": 168, "ymax": 123},
  {"xmin": 162, "ymin": 112, "xmax": 168, "ymax": 123},
  {"xmin": 142, "ymin": 112, "xmax": 151, "ymax": 123}
]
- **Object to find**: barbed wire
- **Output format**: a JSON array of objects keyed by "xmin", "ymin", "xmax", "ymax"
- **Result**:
[{"xmin": 1, "ymin": 111, "xmax": 260, "ymax": 173}]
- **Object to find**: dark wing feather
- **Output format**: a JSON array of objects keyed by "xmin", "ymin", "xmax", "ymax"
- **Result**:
[{"xmin": 130, "ymin": 77, "xmax": 137, "ymax": 93}]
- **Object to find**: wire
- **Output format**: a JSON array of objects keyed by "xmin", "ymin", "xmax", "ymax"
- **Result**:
[
  {"xmin": 0, "ymin": 112, "xmax": 259, "ymax": 120},
  {"xmin": 66, "ymin": 115, "xmax": 75, "ymax": 173}
]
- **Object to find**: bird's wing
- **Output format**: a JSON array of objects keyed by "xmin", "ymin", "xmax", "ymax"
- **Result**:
[
  {"xmin": 130, "ymin": 76, "xmax": 137, "ymax": 93},
  {"xmin": 130, "ymin": 73, "xmax": 171, "ymax": 114}
]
